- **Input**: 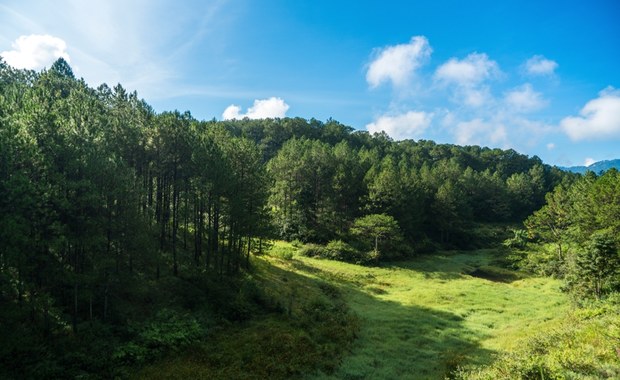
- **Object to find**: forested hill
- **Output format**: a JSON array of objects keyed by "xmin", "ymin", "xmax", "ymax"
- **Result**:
[
  {"xmin": 559, "ymin": 159, "xmax": 620, "ymax": 174},
  {"xmin": 1, "ymin": 57, "xmax": 574, "ymax": 262},
  {"xmin": 1, "ymin": 58, "xmax": 573, "ymax": 377},
  {"xmin": 2, "ymin": 58, "xmax": 570, "ymax": 254}
]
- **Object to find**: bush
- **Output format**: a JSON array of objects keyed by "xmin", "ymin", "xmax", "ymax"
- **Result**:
[
  {"xmin": 299, "ymin": 243, "xmax": 328, "ymax": 258},
  {"xmin": 113, "ymin": 309, "xmax": 206, "ymax": 365},
  {"xmin": 324, "ymin": 240, "xmax": 358, "ymax": 261},
  {"xmin": 291, "ymin": 239, "xmax": 304, "ymax": 248}
]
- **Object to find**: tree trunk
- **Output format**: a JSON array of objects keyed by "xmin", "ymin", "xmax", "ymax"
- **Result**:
[{"xmin": 172, "ymin": 167, "xmax": 179, "ymax": 276}]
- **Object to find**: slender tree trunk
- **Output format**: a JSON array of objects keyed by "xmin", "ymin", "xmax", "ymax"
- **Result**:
[
  {"xmin": 172, "ymin": 167, "xmax": 179, "ymax": 276},
  {"xmin": 194, "ymin": 191, "xmax": 201, "ymax": 266},
  {"xmin": 184, "ymin": 179, "xmax": 189, "ymax": 250},
  {"xmin": 206, "ymin": 191, "xmax": 212, "ymax": 270},
  {"xmin": 73, "ymin": 243, "xmax": 79, "ymax": 333},
  {"xmin": 103, "ymin": 274, "xmax": 109, "ymax": 321}
]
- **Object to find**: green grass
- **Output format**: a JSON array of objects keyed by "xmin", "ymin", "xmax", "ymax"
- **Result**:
[
  {"xmin": 136, "ymin": 243, "xmax": 574, "ymax": 379},
  {"xmin": 133, "ymin": 243, "xmax": 358, "ymax": 380},
  {"xmin": 268, "ymin": 243, "xmax": 570, "ymax": 379}
]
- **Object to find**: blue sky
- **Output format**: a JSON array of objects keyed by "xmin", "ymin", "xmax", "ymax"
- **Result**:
[{"xmin": 1, "ymin": 0, "xmax": 619, "ymax": 166}]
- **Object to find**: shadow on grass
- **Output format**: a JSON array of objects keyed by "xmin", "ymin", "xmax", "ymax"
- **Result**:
[
  {"xmin": 135, "ymin": 257, "xmax": 357, "ymax": 380},
  {"xmin": 135, "ymin": 254, "xmax": 498, "ymax": 380},
  {"xmin": 467, "ymin": 266, "xmax": 523, "ymax": 283},
  {"xmin": 286, "ymin": 258, "xmax": 497, "ymax": 380}
]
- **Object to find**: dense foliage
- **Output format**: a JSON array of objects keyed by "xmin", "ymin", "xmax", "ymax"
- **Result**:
[
  {"xmin": 0, "ymin": 58, "xmax": 275, "ymax": 378},
  {"xmin": 517, "ymin": 169, "xmax": 620, "ymax": 300}
]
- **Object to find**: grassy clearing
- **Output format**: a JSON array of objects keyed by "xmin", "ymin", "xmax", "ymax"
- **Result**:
[
  {"xmin": 269, "ymin": 242, "xmax": 569, "ymax": 379},
  {"xmin": 136, "ymin": 243, "xmax": 572, "ymax": 379}
]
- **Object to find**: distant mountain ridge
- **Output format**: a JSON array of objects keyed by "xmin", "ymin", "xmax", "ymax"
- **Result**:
[{"xmin": 559, "ymin": 159, "xmax": 620, "ymax": 174}]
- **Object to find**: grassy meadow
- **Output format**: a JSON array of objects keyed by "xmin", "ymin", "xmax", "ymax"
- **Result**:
[
  {"xmin": 267, "ymin": 242, "xmax": 569, "ymax": 379},
  {"xmin": 135, "ymin": 242, "xmax": 620, "ymax": 379}
]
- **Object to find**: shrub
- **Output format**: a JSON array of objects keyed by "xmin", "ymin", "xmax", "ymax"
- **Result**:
[
  {"xmin": 299, "ymin": 243, "xmax": 328, "ymax": 258},
  {"xmin": 324, "ymin": 240, "xmax": 358, "ymax": 261},
  {"xmin": 113, "ymin": 309, "xmax": 205, "ymax": 365}
]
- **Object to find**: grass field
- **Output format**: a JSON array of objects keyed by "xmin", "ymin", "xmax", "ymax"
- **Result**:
[
  {"xmin": 136, "ymin": 243, "xmax": 572, "ymax": 379},
  {"xmin": 268, "ymin": 242, "xmax": 570, "ymax": 379}
]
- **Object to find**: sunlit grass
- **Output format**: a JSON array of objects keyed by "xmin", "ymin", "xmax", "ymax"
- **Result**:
[
  {"xmin": 136, "ymin": 242, "xmax": 571, "ymax": 379},
  {"xmin": 267, "ymin": 245, "xmax": 569, "ymax": 379}
]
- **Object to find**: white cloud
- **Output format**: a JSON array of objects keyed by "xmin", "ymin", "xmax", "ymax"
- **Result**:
[
  {"xmin": 366, "ymin": 36, "xmax": 432, "ymax": 88},
  {"xmin": 560, "ymin": 87, "xmax": 620, "ymax": 140},
  {"xmin": 524, "ymin": 55, "xmax": 558, "ymax": 76},
  {"xmin": 1, "ymin": 34, "xmax": 70, "ymax": 70},
  {"xmin": 584, "ymin": 157, "xmax": 596, "ymax": 166},
  {"xmin": 462, "ymin": 87, "xmax": 492, "ymax": 108},
  {"xmin": 0, "ymin": 1, "xmax": 230, "ymax": 101},
  {"xmin": 454, "ymin": 118, "xmax": 507, "ymax": 146},
  {"xmin": 504, "ymin": 84, "xmax": 547, "ymax": 112},
  {"xmin": 366, "ymin": 111, "xmax": 433, "ymax": 140},
  {"xmin": 546, "ymin": 142, "xmax": 555, "ymax": 150},
  {"xmin": 434, "ymin": 53, "xmax": 500, "ymax": 108},
  {"xmin": 222, "ymin": 97, "xmax": 290, "ymax": 120},
  {"xmin": 434, "ymin": 53, "xmax": 499, "ymax": 86}
]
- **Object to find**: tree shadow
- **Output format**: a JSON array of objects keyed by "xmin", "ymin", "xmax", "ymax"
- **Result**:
[{"xmin": 278, "ymin": 258, "xmax": 498, "ymax": 379}]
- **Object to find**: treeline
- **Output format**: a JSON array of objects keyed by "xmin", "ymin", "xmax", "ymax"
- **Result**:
[
  {"xmin": 216, "ymin": 119, "xmax": 567, "ymax": 251},
  {"xmin": 517, "ymin": 169, "xmax": 620, "ymax": 300},
  {"xmin": 0, "ymin": 58, "xmax": 271, "ymax": 340}
]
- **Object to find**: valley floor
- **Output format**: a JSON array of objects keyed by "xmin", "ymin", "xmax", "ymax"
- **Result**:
[
  {"xmin": 267, "ymin": 244, "xmax": 569, "ymax": 379},
  {"xmin": 137, "ymin": 244, "xmax": 585, "ymax": 379}
]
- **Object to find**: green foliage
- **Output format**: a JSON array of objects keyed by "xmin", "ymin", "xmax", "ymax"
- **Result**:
[
  {"xmin": 565, "ymin": 231, "xmax": 620, "ymax": 300},
  {"xmin": 325, "ymin": 240, "xmax": 359, "ymax": 261},
  {"xmin": 509, "ymin": 243, "xmax": 568, "ymax": 277},
  {"xmin": 299, "ymin": 243, "xmax": 329, "ymax": 258},
  {"xmin": 297, "ymin": 240, "xmax": 367, "ymax": 264},
  {"xmin": 350, "ymin": 213, "xmax": 406, "ymax": 260},
  {"xmin": 521, "ymin": 170, "xmax": 620, "ymax": 301},
  {"xmin": 114, "ymin": 309, "xmax": 205, "ymax": 365},
  {"xmin": 503, "ymin": 228, "xmax": 528, "ymax": 249}
]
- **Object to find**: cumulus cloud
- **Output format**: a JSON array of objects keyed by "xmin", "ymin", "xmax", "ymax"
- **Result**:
[
  {"xmin": 366, "ymin": 111, "xmax": 433, "ymax": 140},
  {"xmin": 560, "ymin": 87, "xmax": 620, "ymax": 140},
  {"xmin": 454, "ymin": 118, "xmax": 507, "ymax": 146},
  {"xmin": 1, "ymin": 34, "xmax": 70, "ymax": 70},
  {"xmin": 435, "ymin": 53, "xmax": 499, "ymax": 86},
  {"xmin": 546, "ymin": 143, "xmax": 555, "ymax": 150},
  {"xmin": 434, "ymin": 53, "xmax": 500, "ymax": 108},
  {"xmin": 366, "ymin": 36, "xmax": 432, "ymax": 88},
  {"xmin": 523, "ymin": 55, "xmax": 558, "ymax": 76},
  {"xmin": 504, "ymin": 84, "xmax": 547, "ymax": 112},
  {"xmin": 222, "ymin": 97, "xmax": 290, "ymax": 120}
]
